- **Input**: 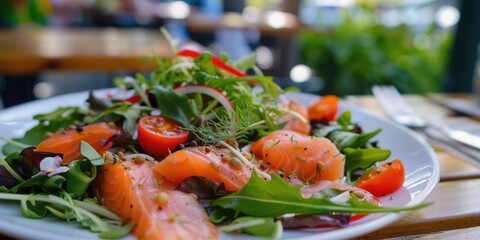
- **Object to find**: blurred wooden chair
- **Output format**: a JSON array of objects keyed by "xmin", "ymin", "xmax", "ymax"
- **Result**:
[{"xmin": 444, "ymin": 0, "xmax": 480, "ymax": 93}]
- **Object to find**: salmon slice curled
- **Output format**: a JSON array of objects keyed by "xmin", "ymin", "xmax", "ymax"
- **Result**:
[
  {"xmin": 94, "ymin": 160, "xmax": 219, "ymax": 240},
  {"xmin": 153, "ymin": 146, "xmax": 252, "ymax": 192},
  {"xmin": 251, "ymin": 130, "xmax": 345, "ymax": 182}
]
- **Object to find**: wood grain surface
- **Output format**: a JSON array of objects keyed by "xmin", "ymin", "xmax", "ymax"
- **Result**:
[
  {"xmin": 353, "ymin": 94, "xmax": 480, "ymax": 239},
  {"xmin": 0, "ymin": 27, "xmax": 172, "ymax": 75}
]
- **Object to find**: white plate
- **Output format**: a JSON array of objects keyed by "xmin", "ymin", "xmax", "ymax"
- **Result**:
[{"xmin": 0, "ymin": 90, "xmax": 440, "ymax": 240}]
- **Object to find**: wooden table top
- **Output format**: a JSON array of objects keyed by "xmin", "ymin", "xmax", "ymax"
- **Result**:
[
  {"xmin": 350, "ymin": 94, "xmax": 480, "ymax": 239},
  {"xmin": 0, "ymin": 27, "xmax": 173, "ymax": 75},
  {"xmin": 184, "ymin": 11, "xmax": 314, "ymax": 37}
]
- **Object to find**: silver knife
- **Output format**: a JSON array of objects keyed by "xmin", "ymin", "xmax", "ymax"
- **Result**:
[{"xmin": 443, "ymin": 128, "xmax": 480, "ymax": 150}]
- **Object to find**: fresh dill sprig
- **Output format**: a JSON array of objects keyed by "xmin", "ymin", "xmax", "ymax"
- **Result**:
[{"xmin": 186, "ymin": 104, "xmax": 265, "ymax": 144}]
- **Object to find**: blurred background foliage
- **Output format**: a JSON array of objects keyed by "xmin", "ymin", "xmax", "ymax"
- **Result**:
[
  {"xmin": 299, "ymin": 3, "xmax": 453, "ymax": 96},
  {"xmin": 0, "ymin": 0, "xmax": 467, "ymax": 107}
]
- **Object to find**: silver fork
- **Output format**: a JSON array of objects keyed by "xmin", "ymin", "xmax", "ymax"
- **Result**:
[
  {"xmin": 371, "ymin": 85, "xmax": 480, "ymax": 165},
  {"xmin": 372, "ymin": 85, "xmax": 426, "ymax": 128}
]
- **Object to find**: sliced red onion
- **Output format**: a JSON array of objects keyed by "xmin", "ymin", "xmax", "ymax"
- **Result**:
[{"xmin": 174, "ymin": 85, "xmax": 233, "ymax": 114}]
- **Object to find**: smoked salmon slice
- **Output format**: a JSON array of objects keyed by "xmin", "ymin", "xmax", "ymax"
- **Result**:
[
  {"xmin": 281, "ymin": 100, "xmax": 311, "ymax": 135},
  {"xmin": 251, "ymin": 130, "xmax": 345, "ymax": 182},
  {"xmin": 153, "ymin": 146, "xmax": 252, "ymax": 192},
  {"xmin": 36, "ymin": 122, "xmax": 117, "ymax": 164},
  {"xmin": 94, "ymin": 159, "xmax": 219, "ymax": 240}
]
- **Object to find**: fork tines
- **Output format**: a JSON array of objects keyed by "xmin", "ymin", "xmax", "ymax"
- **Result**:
[{"xmin": 372, "ymin": 85, "xmax": 426, "ymax": 128}]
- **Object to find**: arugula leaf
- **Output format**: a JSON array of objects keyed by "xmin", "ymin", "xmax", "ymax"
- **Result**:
[
  {"xmin": 88, "ymin": 102, "xmax": 142, "ymax": 135},
  {"xmin": 45, "ymin": 205, "xmax": 67, "ymax": 219},
  {"xmin": 153, "ymin": 86, "xmax": 198, "ymax": 127},
  {"xmin": 0, "ymin": 191, "xmax": 127, "ymax": 237},
  {"xmin": 20, "ymin": 198, "xmax": 48, "ymax": 219},
  {"xmin": 314, "ymin": 125, "xmax": 342, "ymax": 138},
  {"xmin": 97, "ymin": 222, "xmax": 133, "ymax": 239},
  {"xmin": 40, "ymin": 175, "xmax": 66, "ymax": 193},
  {"xmin": 194, "ymin": 53, "xmax": 216, "ymax": 75},
  {"xmin": 337, "ymin": 111, "xmax": 352, "ymax": 130},
  {"xmin": 212, "ymin": 172, "xmax": 428, "ymax": 217},
  {"xmin": 126, "ymin": 75, "xmax": 152, "ymax": 107},
  {"xmin": 344, "ymin": 148, "xmax": 391, "ymax": 173},
  {"xmin": 80, "ymin": 141, "xmax": 103, "ymax": 166},
  {"xmin": 327, "ymin": 128, "xmax": 381, "ymax": 150},
  {"xmin": 352, "ymin": 129, "xmax": 382, "ymax": 147},
  {"xmin": 66, "ymin": 160, "xmax": 97, "ymax": 198},
  {"xmin": 234, "ymin": 52, "xmax": 257, "ymax": 71},
  {"xmin": 0, "ymin": 154, "xmax": 24, "ymax": 183},
  {"xmin": 219, "ymin": 216, "xmax": 278, "ymax": 237},
  {"xmin": 65, "ymin": 141, "xmax": 102, "ymax": 198},
  {"xmin": 209, "ymin": 208, "xmax": 239, "ymax": 224},
  {"xmin": 9, "ymin": 175, "xmax": 48, "ymax": 193}
]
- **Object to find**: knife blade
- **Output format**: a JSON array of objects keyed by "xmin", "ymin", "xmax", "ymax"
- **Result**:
[{"xmin": 443, "ymin": 129, "xmax": 480, "ymax": 150}]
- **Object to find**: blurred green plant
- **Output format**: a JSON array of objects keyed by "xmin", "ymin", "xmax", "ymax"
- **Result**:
[
  {"xmin": 0, "ymin": 0, "xmax": 49, "ymax": 26},
  {"xmin": 299, "ymin": 6, "xmax": 452, "ymax": 96}
]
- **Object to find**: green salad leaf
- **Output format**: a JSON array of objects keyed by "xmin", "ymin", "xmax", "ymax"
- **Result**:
[
  {"xmin": 20, "ymin": 198, "xmax": 48, "ymax": 219},
  {"xmin": 343, "ymin": 147, "xmax": 391, "ymax": 173},
  {"xmin": 79, "ymin": 141, "xmax": 104, "ymax": 166},
  {"xmin": 212, "ymin": 172, "xmax": 428, "ymax": 217},
  {"xmin": 66, "ymin": 160, "xmax": 97, "ymax": 198},
  {"xmin": 66, "ymin": 141, "xmax": 102, "ymax": 197},
  {"xmin": 337, "ymin": 110, "xmax": 352, "ymax": 130},
  {"xmin": 233, "ymin": 52, "xmax": 257, "ymax": 71},
  {"xmin": 327, "ymin": 128, "xmax": 381, "ymax": 150},
  {"xmin": 194, "ymin": 53, "xmax": 216, "ymax": 75},
  {"xmin": 153, "ymin": 86, "xmax": 198, "ymax": 128},
  {"xmin": 219, "ymin": 216, "xmax": 280, "ymax": 238},
  {"xmin": 0, "ymin": 191, "xmax": 130, "ymax": 238},
  {"xmin": 86, "ymin": 102, "xmax": 145, "ymax": 135}
]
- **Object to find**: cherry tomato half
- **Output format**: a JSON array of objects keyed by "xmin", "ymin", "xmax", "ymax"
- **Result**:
[
  {"xmin": 355, "ymin": 159, "xmax": 405, "ymax": 197},
  {"xmin": 308, "ymin": 95, "xmax": 339, "ymax": 122},
  {"xmin": 137, "ymin": 116, "xmax": 189, "ymax": 157},
  {"xmin": 36, "ymin": 122, "xmax": 117, "ymax": 165}
]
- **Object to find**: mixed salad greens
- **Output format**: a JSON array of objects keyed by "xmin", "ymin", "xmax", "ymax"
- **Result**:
[{"xmin": 0, "ymin": 32, "xmax": 427, "ymax": 239}]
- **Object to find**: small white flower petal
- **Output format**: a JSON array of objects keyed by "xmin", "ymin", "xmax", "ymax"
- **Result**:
[
  {"xmin": 39, "ymin": 157, "xmax": 56, "ymax": 172},
  {"xmin": 53, "ymin": 156, "xmax": 63, "ymax": 168},
  {"xmin": 47, "ymin": 166, "xmax": 69, "ymax": 177}
]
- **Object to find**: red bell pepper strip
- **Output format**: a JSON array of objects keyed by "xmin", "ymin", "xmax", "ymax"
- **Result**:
[
  {"xmin": 119, "ymin": 94, "xmax": 141, "ymax": 104},
  {"xmin": 119, "ymin": 50, "xmax": 253, "ymax": 103},
  {"xmin": 177, "ymin": 49, "xmax": 247, "ymax": 77}
]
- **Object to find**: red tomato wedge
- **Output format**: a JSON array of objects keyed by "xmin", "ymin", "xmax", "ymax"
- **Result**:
[
  {"xmin": 308, "ymin": 95, "xmax": 339, "ymax": 121},
  {"xmin": 355, "ymin": 159, "xmax": 405, "ymax": 197},
  {"xmin": 36, "ymin": 122, "xmax": 117, "ymax": 165},
  {"xmin": 137, "ymin": 116, "xmax": 189, "ymax": 157}
]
